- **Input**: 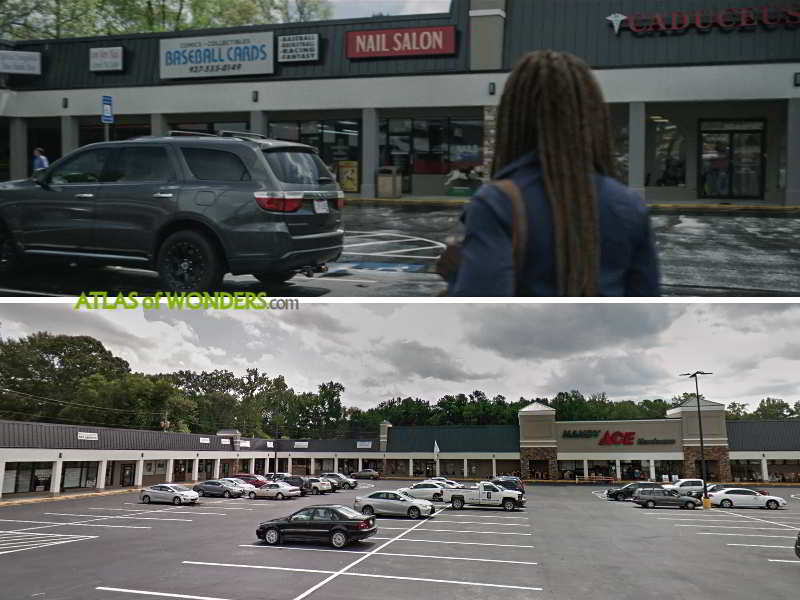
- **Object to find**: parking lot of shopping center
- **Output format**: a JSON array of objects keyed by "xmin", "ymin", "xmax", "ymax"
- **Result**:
[{"xmin": 0, "ymin": 482, "xmax": 797, "ymax": 600}]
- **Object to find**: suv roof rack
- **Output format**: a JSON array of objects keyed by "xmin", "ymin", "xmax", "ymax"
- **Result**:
[
  {"xmin": 168, "ymin": 130, "xmax": 218, "ymax": 137},
  {"xmin": 217, "ymin": 129, "xmax": 268, "ymax": 140}
]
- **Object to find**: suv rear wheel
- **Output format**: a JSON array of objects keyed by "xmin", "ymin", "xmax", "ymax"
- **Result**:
[
  {"xmin": 157, "ymin": 230, "xmax": 224, "ymax": 292},
  {"xmin": 253, "ymin": 271, "xmax": 295, "ymax": 285},
  {"xmin": 645, "ymin": 500, "xmax": 656, "ymax": 509}
]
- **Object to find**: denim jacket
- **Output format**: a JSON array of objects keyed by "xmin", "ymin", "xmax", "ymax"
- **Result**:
[{"xmin": 449, "ymin": 152, "xmax": 660, "ymax": 296}]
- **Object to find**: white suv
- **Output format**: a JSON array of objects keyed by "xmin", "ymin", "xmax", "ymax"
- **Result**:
[{"xmin": 663, "ymin": 479, "xmax": 705, "ymax": 494}]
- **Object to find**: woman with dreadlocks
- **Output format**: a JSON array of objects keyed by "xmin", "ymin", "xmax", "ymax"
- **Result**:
[{"xmin": 447, "ymin": 50, "xmax": 659, "ymax": 296}]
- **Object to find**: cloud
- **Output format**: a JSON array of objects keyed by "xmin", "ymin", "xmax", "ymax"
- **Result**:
[
  {"xmin": 380, "ymin": 339, "xmax": 499, "ymax": 382},
  {"xmin": 543, "ymin": 353, "xmax": 673, "ymax": 397},
  {"xmin": 464, "ymin": 304, "xmax": 684, "ymax": 360}
]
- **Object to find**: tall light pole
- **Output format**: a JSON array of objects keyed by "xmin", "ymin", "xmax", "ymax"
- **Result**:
[{"xmin": 680, "ymin": 371, "xmax": 712, "ymax": 501}]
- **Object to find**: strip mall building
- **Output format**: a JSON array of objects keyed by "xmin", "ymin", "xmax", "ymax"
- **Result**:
[
  {"xmin": 0, "ymin": 0, "xmax": 798, "ymax": 203},
  {"xmin": 1, "ymin": 398, "xmax": 798, "ymax": 498}
]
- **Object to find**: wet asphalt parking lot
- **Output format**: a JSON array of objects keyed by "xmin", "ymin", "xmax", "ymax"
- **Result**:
[
  {"xmin": 0, "ymin": 482, "xmax": 797, "ymax": 600},
  {"xmin": 1, "ymin": 204, "xmax": 799, "ymax": 297}
]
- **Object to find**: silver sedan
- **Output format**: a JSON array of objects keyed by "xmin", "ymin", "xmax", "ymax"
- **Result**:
[
  {"xmin": 249, "ymin": 481, "xmax": 302, "ymax": 500},
  {"xmin": 139, "ymin": 484, "xmax": 199, "ymax": 505},
  {"xmin": 354, "ymin": 490, "xmax": 434, "ymax": 519}
]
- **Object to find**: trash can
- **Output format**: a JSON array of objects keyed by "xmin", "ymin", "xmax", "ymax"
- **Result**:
[{"xmin": 377, "ymin": 166, "xmax": 402, "ymax": 198}]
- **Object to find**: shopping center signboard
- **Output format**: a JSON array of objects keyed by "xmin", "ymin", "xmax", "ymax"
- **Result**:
[
  {"xmin": 160, "ymin": 31, "xmax": 274, "ymax": 79},
  {"xmin": 346, "ymin": 26, "xmax": 456, "ymax": 58},
  {"xmin": 606, "ymin": 5, "xmax": 800, "ymax": 35}
]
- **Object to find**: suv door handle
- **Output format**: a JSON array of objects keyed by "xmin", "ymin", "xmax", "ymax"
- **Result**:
[
  {"xmin": 153, "ymin": 192, "xmax": 174, "ymax": 198},
  {"xmin": 74, "ymin": 193, "xmax": 94, "ymax": 199}
]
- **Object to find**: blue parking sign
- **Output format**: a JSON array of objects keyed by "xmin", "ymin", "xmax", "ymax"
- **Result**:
[{"xmin": 101, "ymin": 95, "xmax": 113, "ymax": 124}]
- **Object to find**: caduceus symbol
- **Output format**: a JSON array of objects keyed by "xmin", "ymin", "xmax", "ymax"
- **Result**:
[{"xmin": 606, "ymin": 13, "xmax": 628, "ymax": 35}]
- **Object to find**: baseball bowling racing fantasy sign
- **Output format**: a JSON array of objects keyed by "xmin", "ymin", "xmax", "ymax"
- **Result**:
[
  {"xmin": 160, "ymin": 32, "xmax": 274, "ymax": 79},
  {"xmin": 606, "ymin": 5, "xmax": 800, "ymax": 35}
]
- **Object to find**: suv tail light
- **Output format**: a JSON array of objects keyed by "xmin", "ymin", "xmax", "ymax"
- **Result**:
[
  {"xmin": 358, "ymin": 519, "xmax": 371, "ymax": 529},
  {"xmin": 254, "ymin": 191, "xmax": 304, "ymax": 212}
]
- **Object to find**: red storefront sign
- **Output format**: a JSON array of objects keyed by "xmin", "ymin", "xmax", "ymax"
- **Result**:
[
  {"xmin": 606, "ymin": 6, "xmax": 800, "ymax": 35},
  {"xmin": 346, "ymin": 26, "xmax": 456, "ymax": 59},
  {"xmin": 599, "ymin": 431, "xmax": 636, "ymax": 445}
]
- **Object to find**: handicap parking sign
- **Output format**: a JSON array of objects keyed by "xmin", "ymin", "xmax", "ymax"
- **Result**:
[{"xmin": 101, "ymin": 95, "xmax": 114, "ymax": 124}]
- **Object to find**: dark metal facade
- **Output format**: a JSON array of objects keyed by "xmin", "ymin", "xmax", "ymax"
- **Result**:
[
  {"xmin": 386, "ymin": 424, "xmax": 521, "ymax": 453},
  {"xmin": 7, "ymin": 2, "xmax": 469, "ymax": 91},
  {"xmin": 505, "ymin": 0, "xmax": 800, "ymax": 69},
  {"xmin": 726, "ymin": 420, "xmax": 800, "ymax": 451}
]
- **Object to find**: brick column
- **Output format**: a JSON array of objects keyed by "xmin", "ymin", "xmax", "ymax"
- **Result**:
[{"xmin": 520, "ymin": 447, "xmax": 557, "ymax": 480}]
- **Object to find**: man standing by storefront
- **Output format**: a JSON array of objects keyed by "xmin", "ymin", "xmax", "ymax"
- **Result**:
[{"xmin": 32, "ymin": 147, "xmax": 49, "ymax": 172}]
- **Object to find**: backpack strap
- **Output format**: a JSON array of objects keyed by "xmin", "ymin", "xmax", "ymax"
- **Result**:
[{"xmin": 492, "ymin": 179, "xmax": 528, "ymax": 294}]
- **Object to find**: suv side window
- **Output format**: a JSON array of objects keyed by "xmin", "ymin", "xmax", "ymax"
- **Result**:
[
  {"xmin": 50, "ymin": 148, "xmax": 111, "ymax": 184},
  {"xmin": 264, "ymin": 150, "xmax": 329, "ymax": 185},
  {"xmin": 106, "ymin": 146, "xmax": 174, "ymax": 182},
  {"xmin": 181, "ymin": 147, "xmax": 251, "ymax": 181}
]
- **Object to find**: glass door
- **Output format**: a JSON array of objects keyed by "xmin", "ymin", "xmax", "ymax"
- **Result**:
[{"xmin": 699, "ymin": 120, "xmax": 765, "ymax": 200}]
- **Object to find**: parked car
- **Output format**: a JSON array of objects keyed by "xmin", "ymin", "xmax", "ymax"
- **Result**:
[
  {"xmin": 220, "ymin": 477, "xmax": 257, "ymax": 493},
  {"xmin": 256, "ymin": 504, "xmax": 377, "ymax": 548},
  {"xmin": 265, "ymin": 472, "xmax": 292, "ymax": 481},
  {"xmin": 423, "ymin": 479, "xmax": 461, "ymax": 489},
  {"xmin": 709, "ymin": 488, "xmax": 787, "ymax": 510},
  {"xmin": 321, "ymin": 472, "xmax": 358, "ymax": 490},
  {"xmin": 632, "ymin": 487, "xmax": 699, "ymax": 509},
  {"xmin": 686, "ymin": 483, "xmax": 737, "ymax": 499},
  {"xmin": 139, "ymin": 484, "xmax": 199, "ymax": 505},
  {"xmin": 282, "ymin": 476, "xmax": 312, "ymax": 496},
  {"xmin": 492, "ymin": 477, "xmax": 524, "ymax": 495},
  {"xmin": 305, "ymin": 477, "xmax": 332, "ymax": 495},
  {"xmin": 662, "ymin": 479, "xmax": 706, "ymax": 495},
  {"xmin": 440, "ymin": 481, "xmax": 526, "ymax": 511},
  {"xmin": 0, "ymin": 132, "xmax": 345, "ymax": 291},
  {"xmin": 233, "ymin": 474, "xmax": 270, "ymax": 488},
  {"xmin": 795, "ymin": 531, "xmax": 800, "ymax": 559},
  {"xmin": 606, "ymin": 482, "xmax": 662, "ymax": 501},
  {"xmin": 192, "ymin": 479, "xmax": 244, "ymax": 498},
  {"xmin": 350, "ymin": 469, "xmax": 380, "ymax": 480},
  {"xmin": 319, "ymin": 476, "xmax": 340, "ymax": 491},
  {"xmin": 398, "ymin": 481, "xmax": 446, "ymax": 502},
  {"xmin": 249, "ymin": 481, "xmax": 301, "ymax": 500},
  {"xmin": 428, "ymin": 476, "xmax": 464, "ymax": 488},
  {"xmin": 353, "ymin": 490, "xmax": 433, "ymax": 519}
]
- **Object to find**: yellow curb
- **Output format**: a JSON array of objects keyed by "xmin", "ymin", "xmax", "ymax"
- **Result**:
[{"xmin": 0, "ymin": 488, "xmax": 138, "ymax": 508}]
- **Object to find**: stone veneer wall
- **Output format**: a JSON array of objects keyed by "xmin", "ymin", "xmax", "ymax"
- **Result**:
[
  {"xmin": 520, "ymin": 447, "xmax": 559, "ymax": 480},
  {"xmin": 682, "ymin": 446, "xmax": 732, "ymax": 481},
  {"xmin": 483, "ymin": 105, "xmax": 497, "ymax": 178}
]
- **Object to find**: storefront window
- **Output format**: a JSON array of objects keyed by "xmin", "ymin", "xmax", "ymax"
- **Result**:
[
  {"xmin": 649, "ymin": 117, "xmax": 686, "ymax": 186},
  {"xmin": 766, "ymin": 459, "xmax": 799, "ymax": 483},
  {"xmin": 610, "ymin": 105, "xmax": 629, "ymax": 184},
  {"xmin": 62, "ymin": 461, "xmax": 99, "ymax": 489},
  {"xmin": 557, "ymin": 460, "xmax": 584, "ymax": 479},
  {"xmin": 270, "ymin": 120, "xmax": 361, "ymax": 192},
  {"xmin": 588, "ymin": 460, "xmax": 613, "ymax": 477},
  {"xmin": 2, "ymin": 462, "xmax": 53, "ymax": 494},
  {"xmin": 413, "ymin": 119, "xmax": 447, "ymax": 175},
  {"xmin": 620, "ymin": 460, "xmax": 646, "ymax": 480},
  {"xmin": 654, "ymin": 461, "xmax": 682, "ymax": 482},
  {"xmin": 28, "ymin": 118, "xmax": 61, "ymax": 173}
]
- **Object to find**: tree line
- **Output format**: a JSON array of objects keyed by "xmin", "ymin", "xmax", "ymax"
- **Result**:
[
  {"xmin": 0, "ymin": 333, "xmax": 797, "ymax": 439},
  {"xmin": 0, "ymin": 0, "xmax": 332, "ymax": 40}
]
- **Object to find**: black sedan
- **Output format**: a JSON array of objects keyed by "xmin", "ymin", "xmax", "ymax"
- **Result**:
[
  {"xmin": 795, "ymin": 531, "xmax": 800, "ymax": 559},
  {"xmin": 606, "ymin": 482, "xmax": 661, "ymax": 501},
  {"xmin": 256, "ymin": 504, "xmax": 377, "ymax": 549}
]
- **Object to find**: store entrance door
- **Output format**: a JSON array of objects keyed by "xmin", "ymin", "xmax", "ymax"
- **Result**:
[
  {"xmin": 699, "ymin": 120, "xmax": 765, "ymax": 200},
  {"xmin": 120, "ymin": 463, "xmax": 135, "ymax": 487}
]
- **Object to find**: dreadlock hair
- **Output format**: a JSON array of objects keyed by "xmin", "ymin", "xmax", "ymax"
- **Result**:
[{"xmin": 492, "ymin": 50, "xmax": 615, "ymax": 296}]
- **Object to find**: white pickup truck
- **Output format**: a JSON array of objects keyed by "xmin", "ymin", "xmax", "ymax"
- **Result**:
[{"xmin": 442, "ymin": 481, "xmax": 526, "ymax": 511}]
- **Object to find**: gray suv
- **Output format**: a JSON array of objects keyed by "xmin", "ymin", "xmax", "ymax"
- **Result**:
[{"xmin": 0, "ymin": 131, "xmax": 344, "ymax": 291}]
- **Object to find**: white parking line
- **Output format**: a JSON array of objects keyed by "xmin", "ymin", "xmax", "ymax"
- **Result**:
[
  {"xmin": 96, "ymin": 588, "xmax": 229, "ymax": 600},
  {"xmin": 714, "ymin": 508, "xmax": 800, "ymax": 531},
  {"xmin": 370, "ymin": 537, "xmax": 534, "ymax": 548},
  {"xmin": 380, "ymin": 527, "xmax": 532, "ymax": 536},
  {"xmin": 92, "ymin": 508, "xmax": 226, "ymax": 516},
  {"xmin": 658, "ymin": 518, "xmax": 765, "ymax": 523},
  {"xmin": 0, "ymin": 519, "xmax": 150, "ymax": 530},
  {"xmin": 675, "ymin": 525, "xmax": 797, "ymax": 531},
  {"xmin": 696, "ymin": 533, "xmax": 797, "ymax": 539},
  {"xmin": 44, "ymin": 512, "xmax": 193, "ymax": 522},
  {"xmin": 0, "ymin": 530, "xmax": 97, "ymax": 556},
  {"xmin": 414, "ymin": 520, "xmax": 526, "ymax": 526},
  {"xmin": 440, "ymin": 513, "xmax": 529, "ymax": 519},
  {"xmin": 184, "ymin": 561, "xmax": 543, "ymax": 592},
  {"xmin": 289, "ymin": 505, "xmax": 450, "ymax": 600},
  {"xmin": 768, "ymin": 559, "xmax": 800, "ymax": 564},
  {"xmin": 238, "ymin": 545, "xmax": 539, "ymax": 565},
  {"xmin": 727, "ymin": 544, "xmax": 793, "ymax": 548}
]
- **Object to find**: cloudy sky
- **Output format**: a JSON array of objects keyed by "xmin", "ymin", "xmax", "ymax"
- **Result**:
[
  {"xmin": 329, "ymin": 0, "xmax": 452, "ymax": 19},
  {"xmin": 0, "ymin": 302, "xmax": 796, "ymax": 411}
]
